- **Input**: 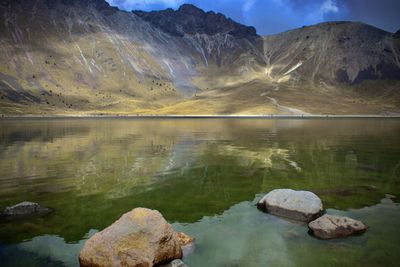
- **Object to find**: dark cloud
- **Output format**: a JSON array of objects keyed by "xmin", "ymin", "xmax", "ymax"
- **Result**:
[
  {"xmin": 337, "ymin": 0, "xmax": 400, "ymax": 32},
  {"xmin": 280, "ymin": 0, "xmax": 400, "ymax": 32}
]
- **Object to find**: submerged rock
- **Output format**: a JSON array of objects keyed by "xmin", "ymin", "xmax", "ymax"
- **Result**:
[
  {"xmin": 79, "ymin": 208, "xmax": 193, "ymax": 267},
  {"xmin": 385, "ymin": 194, "xmax": 396, "ymax": 199},
  {"xmin": 284, "ymin": 229, "xmax": 300, "ymax": 239},
  {"xmin": 257, "ymin": 189, "xmax": 324, "ymax": 222},
  {"xmin": 1, "ymin": 201, "xmax": 52, "ymax": 218},
  {"xmin": 160, "ymin": 259, "xmax": 188, "ymax": 267},
  {"xmin": 308, "ymin": 214, "xmax": 367, "ymax": 239}
]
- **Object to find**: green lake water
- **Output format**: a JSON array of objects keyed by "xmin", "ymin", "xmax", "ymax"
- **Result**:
[{"xmin": 0, "ymin": 118, "xmax": 399, "ymax": 266}]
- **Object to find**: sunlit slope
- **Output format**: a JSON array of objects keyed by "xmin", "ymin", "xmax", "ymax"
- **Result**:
[
  {"xmin": 148, "ymin": 79, "xmax": 400, "ymax": 115},
  {"xmin": 0, "ymin": 0, "xmax": 265, "ymax": 115},
  {"xmin": 0, "ymin": 0, "xmax": 193, "ymax": 114}
]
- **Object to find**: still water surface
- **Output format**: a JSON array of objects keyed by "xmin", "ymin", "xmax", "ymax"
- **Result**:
[{"xmin": 0, "ymin": 118, "xmax": 399, "ymax": 266}]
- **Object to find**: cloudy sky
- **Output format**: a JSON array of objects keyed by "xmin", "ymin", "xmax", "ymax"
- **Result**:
[{"xmin": 105, "ymin": 0, "xmax": 400, "ymax": 35}]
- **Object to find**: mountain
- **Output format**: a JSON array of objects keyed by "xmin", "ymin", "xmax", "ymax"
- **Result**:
[
  {"xmin": 0, "ymin": 0, "xmax": 399, "ymax": 115},
  {"xmin": 263, "ymin": 21, "xmax": 400, "ymax": 85},
  {"xmin": 133, "ymin": 4, "xmax": 264, "ymax": 72},
  {"xmin": 133, "ymin": 4, "xmax": 258, "ymax": 40}
]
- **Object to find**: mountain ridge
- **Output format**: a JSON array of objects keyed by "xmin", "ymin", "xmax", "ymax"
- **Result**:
[
  {"xmin": 0, "ymin": 0, "xmax": 399, "ymax": 115},
  {"xmin": 133, "ymin": 4, "xmax": 258, "ymax": 40}
]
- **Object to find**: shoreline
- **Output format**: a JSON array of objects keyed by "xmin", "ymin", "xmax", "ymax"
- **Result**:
[{"xmin": 1, "ymin": 114, "xmax": 400, "ymax": 119}]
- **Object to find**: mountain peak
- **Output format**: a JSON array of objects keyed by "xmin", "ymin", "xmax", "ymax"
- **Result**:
[
  {"xmin": 133, "ymin": 4, "xmax": 257, "ymax": 39},
  {"xmin": 178, "ymin": 4, "xmax": 203, "ymax": 13}
]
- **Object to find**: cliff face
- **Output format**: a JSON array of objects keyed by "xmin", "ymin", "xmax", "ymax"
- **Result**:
[{"xmin": 0, "ymin": 0, "xmax": 399, "ymax": 115}]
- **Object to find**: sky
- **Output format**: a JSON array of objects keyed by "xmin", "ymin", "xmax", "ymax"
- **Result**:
[{"xmin": 105, "ymin": 0, "xmax": 400, "ymax": 35}]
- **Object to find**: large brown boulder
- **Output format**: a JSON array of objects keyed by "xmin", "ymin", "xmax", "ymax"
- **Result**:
[
  {"xmin": 79, "ymin": 208, "xmax": 190, "ymax": 267},
  {"xmin": 257, "ymin": 189, "xmax": 324, "ymax": 222},
  {"xmin": 308, "ymin": 214, "xmax": 367, "ymax": 239}
]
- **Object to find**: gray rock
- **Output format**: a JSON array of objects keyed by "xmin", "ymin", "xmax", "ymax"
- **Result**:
[
  {"xmin": 161, "ymin": 259, "xmax": 188, "ymax": 267},
  {"xmin": 309, "ymin": 214, "xmax": 367, "ymax": 239},
  {"xmin": 257, "ymin": 189, "xmax": 324, "ymax": 222},
  {"xmin": 1, "ymin": 201, "xmax": 52, "ymax": 217}
]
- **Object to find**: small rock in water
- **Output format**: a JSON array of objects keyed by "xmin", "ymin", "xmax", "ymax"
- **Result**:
[
  {"xmin": 79, "ymin": 208, "xmax": 193, "ymax": 267},
  {"xmin": 385, "ymin": 194, "xmax": 396, "ymax": 199},
  {"xmin": 284, "ymin": 229, "xmax": 300, "ymax": 239},
  {"xmin": 358, "ymin": 163, "xmax": 383, "ymax": 172},
  {"xmin": 160, "ymin": 259, "xmax": 188, "ymax": 267},
  {"xmin": 257, "ymin": 189, "xmax": 324, "ymax": 222},
  {"xmin": 1, "ymin": 201, "xmax": 52, "ymax": 218},
  {"xmin": 308, "ymin": 214, "xmax": 367, "ymax": 239}
]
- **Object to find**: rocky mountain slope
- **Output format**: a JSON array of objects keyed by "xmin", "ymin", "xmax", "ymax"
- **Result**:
[
  {"xmin": 134, "ymin": 4, "xmax": 264, "ymax": 70},
  {"xmin": 263, "ymin": 22, "xmax": 400, "ymax": 86},
  {"xmin": 0, "ymin": 0, "xmax": 399, "ymax": 115}
]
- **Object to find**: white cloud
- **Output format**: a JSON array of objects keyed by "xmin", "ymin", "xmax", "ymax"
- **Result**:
[
  {"xmin": 243, "ymin": 0, "xmax": 256, "ymax": 12},
  {"xmin": 303, "ymin": 0, "xmax": 339, "ymax": 24},
  {"xmin": 320, "ymin": 0, "xmax": 339, "ymax": 14}
]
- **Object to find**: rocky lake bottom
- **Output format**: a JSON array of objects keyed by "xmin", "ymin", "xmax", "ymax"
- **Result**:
[{"xmin": 0, "ymin": 118, "xmax": 399, "ymax": 266}]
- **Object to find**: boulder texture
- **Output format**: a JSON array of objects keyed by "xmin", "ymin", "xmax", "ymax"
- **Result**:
[
  {"xmin": 177, "ymin": 232, "xmax": 194, "ymax": 247},
  {"xmin": 308, "ymin": 214, "xmax": 367, "ymax": 239},
  {"xmin": 1, "ymin": 201, "xmax": 52, "ymax": 218},
  {"xmin": 257, "ymin": 189, "xmax": 324, "ymax": 222},
  {"xmin": 79, "ymin": 208, "xmax": 191, "ymax": 267},
  {"xmin": 177, "ymin": 232, "xmax": 195, "ymax": 257}
]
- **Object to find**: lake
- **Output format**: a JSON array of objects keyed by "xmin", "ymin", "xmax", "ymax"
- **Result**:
[{"xmin": 0, "ymin": 118, "xmax": 399, "ymax": 266}]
